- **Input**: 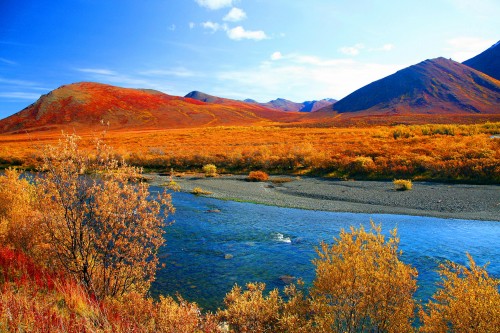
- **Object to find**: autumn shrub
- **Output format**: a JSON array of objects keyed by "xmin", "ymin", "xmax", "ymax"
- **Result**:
[
  {"xmin": 311, "ymin": 222, "xmax": 418, "ymax": 332},
  {"xmin": 35, "ymin": 134, "xmax": 173, "ymax": 299},
  {"xmin": 217, "ymin": 282, "xmax": 282, "ymax": 333},
  {"xmin": 247, "ymin": 170, "xmax": 269, "ymax": 182},
  {"xmin": 192, "ymin": 187, "xmax": 213, "ymax": 195},
  {"xmin": 419, "ymin": 254, "xmax": 500, "ymax": 333},
  {"xmin": 392, "ymin": 126, "xmax": 414, "ymax": 139},
  {"xmin": 203, "ymin": 164, "xmax": 217, "ymax": 177},
  {"xmin": 393, "ymin": 179, "xmax": 413, "ymax": 191},
  {"xmin": 0, "ymin": 169, "xmax": 43, "ymax": 255}
]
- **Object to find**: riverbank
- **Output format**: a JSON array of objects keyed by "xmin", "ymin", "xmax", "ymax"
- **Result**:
[{"xmin": 150, "ymin": 174, "xmax": 500, "ymax": 221}]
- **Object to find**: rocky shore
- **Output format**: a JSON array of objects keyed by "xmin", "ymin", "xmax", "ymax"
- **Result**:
[{"xmin": 150, "ymin": 175, "xmax": 499, "ymax": 221}]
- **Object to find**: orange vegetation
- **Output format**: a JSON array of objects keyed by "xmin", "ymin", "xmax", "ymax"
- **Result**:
[{"xmin": 1, "ymin": 122, "xmax": 498, "ymax": 183}]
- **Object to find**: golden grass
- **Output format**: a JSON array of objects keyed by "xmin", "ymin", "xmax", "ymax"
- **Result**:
[{"xmin": 0, "ymin": 122, "xmax": 499, "ymax": 182}]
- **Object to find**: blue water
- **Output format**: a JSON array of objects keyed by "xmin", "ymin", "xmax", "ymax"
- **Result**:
[{"xmin": 151, "ymin": 189, "xmax": 499, "ymax": 312}]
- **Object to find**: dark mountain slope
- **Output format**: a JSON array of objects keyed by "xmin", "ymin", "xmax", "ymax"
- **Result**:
[
  {"xmin": 329, "ymin": 57, "xmax": 500, "ymax": 114},
  {"xmin": 463, "ymin": 41, "xmax": 500, "ymax": 80}
]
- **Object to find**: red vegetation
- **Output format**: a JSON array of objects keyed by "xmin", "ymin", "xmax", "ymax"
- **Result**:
[{"xmin": 0, "ymin": 82, "xmax": 308, "ymax": 134}]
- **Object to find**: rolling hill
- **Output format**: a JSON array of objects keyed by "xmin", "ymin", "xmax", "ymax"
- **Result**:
[
  {"xmin": 463, "ymin": 41, "xmax": 500, "ymax": 80},
  {"xmin": 0, "ymin": 82, "xmax": 306, "ymax": 134},
  {"xmin": 326, "ymin": 57, "xmax": 500, "ymax": 115}
]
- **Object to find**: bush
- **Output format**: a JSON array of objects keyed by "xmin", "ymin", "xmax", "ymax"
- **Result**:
[
  {"xmin": 393, "ymin": 179, "xmax": 413, "ymax": 191},
  {"xmin": 202, "ymin": 164, "xmax": 217, "ymax": 177},
  {"xmin": 36, "ymin": 134, "xmax": 173, "ymax": 299},
  {"xmin": 191, "ymin": 187, "xmax": 212, "ymax": 195},
  {"xmin": 312, "ymin": 222, "xmax": 418, "ymax": 332},
  {"xmin": 247, "ymin": 171, "xmax": 269, "ymax": 182},
  {"xmin": 420, "ymin": 254, "xmax": 500, "ymax": 332}
]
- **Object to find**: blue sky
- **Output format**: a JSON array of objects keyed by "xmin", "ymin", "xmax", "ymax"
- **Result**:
[{"xmin": 0, "ymin": 0, "xmax": 499, "ymax": 119}]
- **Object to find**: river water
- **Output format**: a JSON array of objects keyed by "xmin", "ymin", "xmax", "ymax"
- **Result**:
[{"xmin": 151, "ymin": 189, "xmax": 499, "ymax": 311}]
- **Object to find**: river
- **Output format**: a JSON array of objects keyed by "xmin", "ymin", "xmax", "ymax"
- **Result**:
[{"xmin": 151, "ymin": 189, "xmax": 499, "ymax": 311}]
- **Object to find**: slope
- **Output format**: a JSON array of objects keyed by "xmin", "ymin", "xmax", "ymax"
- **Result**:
[
  {"xmin": 329, "ymin": 57, "xmax": 500, "ymax": 114},
  {"xmin": 463, "ymin": 41, "xmax": 500, "ymax": 81},
  {"xmin": 0, "ymin": 82, "xmax": 304, "ymax": 134}
]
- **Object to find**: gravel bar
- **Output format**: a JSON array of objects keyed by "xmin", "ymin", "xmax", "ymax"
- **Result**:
[{"xmin": 150, "ymin": 175, "xmax": 500, "ymax": 221}]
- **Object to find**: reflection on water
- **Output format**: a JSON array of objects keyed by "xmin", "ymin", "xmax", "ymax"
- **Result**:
[{"xmin": 151, "ymin": 188, "xmax": 499, "ymax": 312}]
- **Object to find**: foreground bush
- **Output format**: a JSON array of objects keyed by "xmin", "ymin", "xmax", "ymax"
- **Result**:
[
  {"xmin": 247, "ymin": 170, "xmax": 269, "ymax": 182},
  {"xmin": 419, "ymin": 254, "xmax": 500, "ymax": 333},
  {"xmin": 311, "ymin": 223, "xmax": 418, "ymax": 332},
  {"xmin": 35, "ymin": 134, "xmax": 173, "ymax": 299}
]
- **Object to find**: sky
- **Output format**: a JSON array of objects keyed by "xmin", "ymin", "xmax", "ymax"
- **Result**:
[{"xmin": 0, "ymin": 0, "xmax": 499, "ymax": 119}]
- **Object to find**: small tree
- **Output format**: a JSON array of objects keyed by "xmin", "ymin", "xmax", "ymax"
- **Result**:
[
  {"xmin": 36, "ymin": 134, "xmax": 173, "ymax": 299},
  {"xmin": 311, "ymin": 222, "xmax": 418, "ymax": 333},
  {"xmin": 420, "ymin": 254, "xmax": 500, "ymax": 333}
]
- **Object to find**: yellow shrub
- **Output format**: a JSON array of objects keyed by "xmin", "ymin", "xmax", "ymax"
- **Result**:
[
  {"xmin": 393, "ymin": 179, "xmax": 413, "ymax": 191},
  {"xmin": 203, "ymin": 164, "xmax": 217, "ymax": 177}
]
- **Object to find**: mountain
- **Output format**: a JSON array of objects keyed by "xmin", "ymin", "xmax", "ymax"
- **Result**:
[
  {"xmin": 463, "ymin": 41, "xmax": 500, "ymax": 81},
  {"xmin": 185, "ymin": 91, "xmax": 336, "ymax": 112},
  {"xmin": 0, "ymin": 82, "xmax": 305, "ymax": 134},
  {"xmin": 247, "ymin": 97, "xmax": 337, "ymax": 112},
  {"xmin": 327, "ymin": 57, "xmax": 500, "ymax": 114}
]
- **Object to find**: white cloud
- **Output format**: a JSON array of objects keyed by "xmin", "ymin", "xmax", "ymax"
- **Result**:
[
  {"xmin": 270, "ymin": 51, "xmax": 283, "ymax": 60},
  {"xmin": 201, "ymin": 21, "xmax": 227, "ymax": 32},
  {"xmin": 227, "ymin": 26, "xmax": 268, "ymax": 41},
  {"xmin": 195, "ymin": 0, "xmax": 232, "ymax": 10},
  {"xmin": 189, "ymin": 22, "xmax": 196, "ymax": 29},
  {"xmin": 446, "ymin": 37, "xmax": 496, "ymax": 61},
  {"xmin": 223, "ymin": 7, "xmax": 246, "ymax": 22},
  {"xmin": 339, "ymin": 43, "xmax": 365, "ymax": 56}
]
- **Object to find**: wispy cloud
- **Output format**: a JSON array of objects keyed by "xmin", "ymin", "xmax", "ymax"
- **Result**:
[
  {"xmin": 168, "ymin": 24, "xmax": 176, "ymax": 31},
  {"xmin": 214, "ymin": 52, "xmax": 402, "ymax": 101},
  {"xmin": 0, "ymin": 57, "xmax": 17, "ymax": 65},
  {"xmin": 339, "ymin": 43, "xmax": 365, "ymax": 56},
  {"xmin": 189, "ymin": 22, "xmax": 196, "ymax": 29},
  {"xmin": 445, "ymin": 37, "xmax": 495, "ymax": 61},
  {"xmin": 0, "ymin": 92, "xmax": 41, "ymax": 100},
  {"xmin": 139, "ymin": 67, "xmax": 196, "ymax": 78},
  {"xmin": 76, "ymin": 68, "xmax": 117, "ymax": 75},
  {"xmin": 195, "ymin": 0, "xmax": 232, "ymax": 10},
  {"xmin": 223, "ymin": 7, "xmax": 246, "ymax": 22},
  {"xmin": 227, "ymin": 26, "xmax": 268, "ymax": 41}
]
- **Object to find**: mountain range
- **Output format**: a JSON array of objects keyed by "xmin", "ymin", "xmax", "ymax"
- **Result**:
[
  {"xmin": 0, "ymin": 41, "xmax": 499, "ymax": 133},
  {"xmin": 185, "ymin": 91, "xmax": 336, "ymax": 112}
]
